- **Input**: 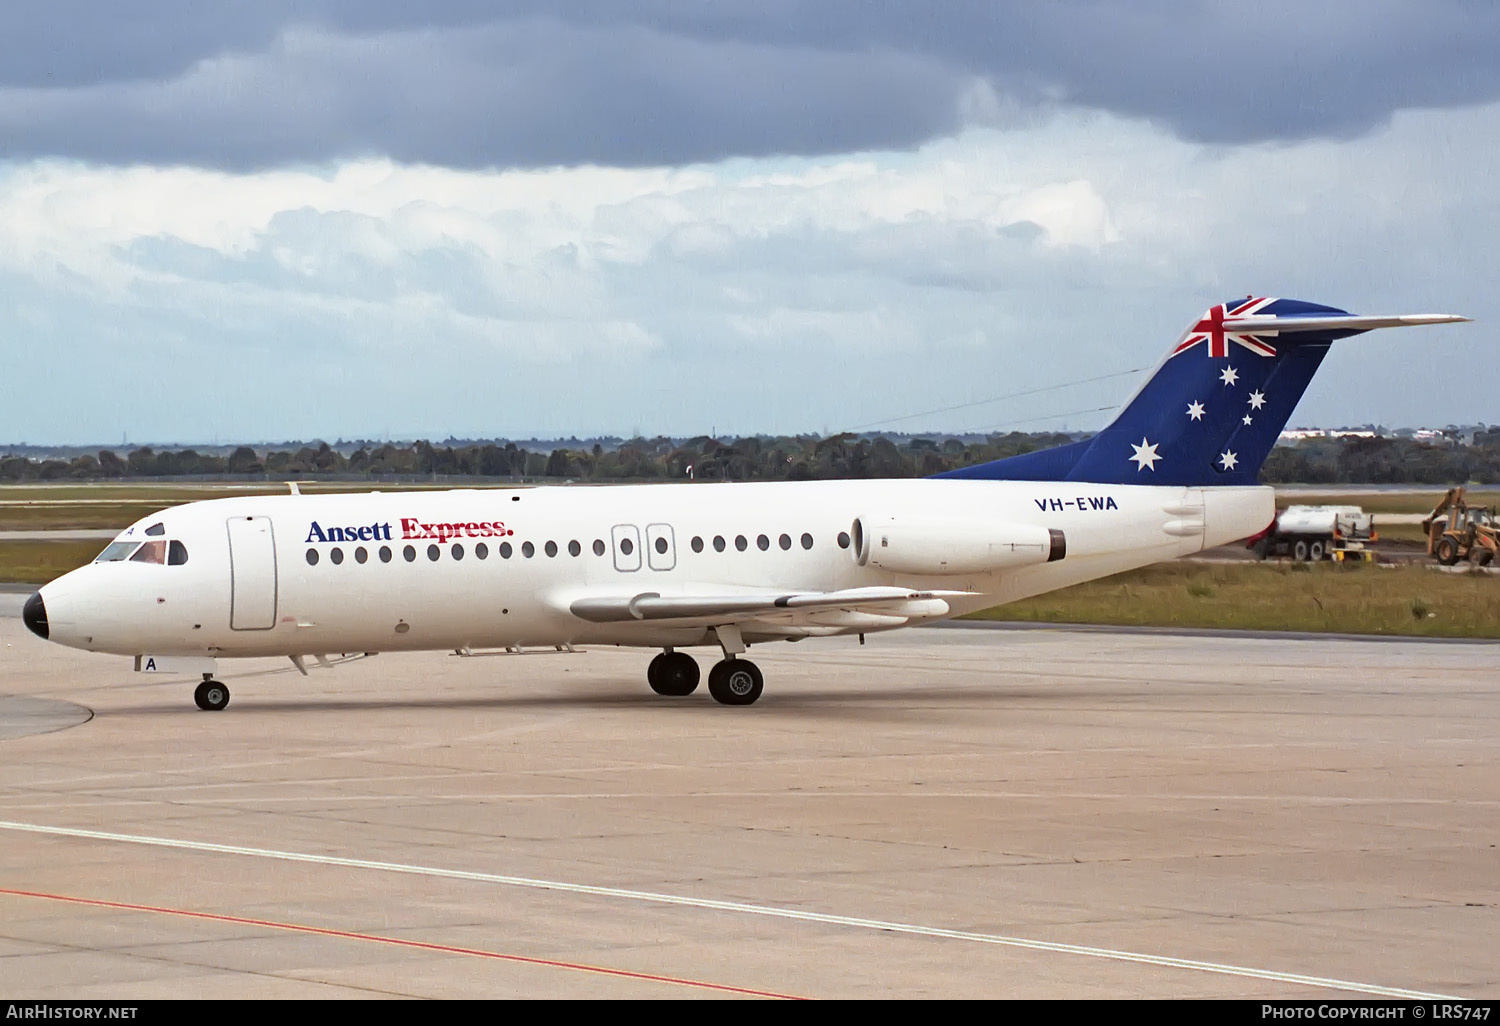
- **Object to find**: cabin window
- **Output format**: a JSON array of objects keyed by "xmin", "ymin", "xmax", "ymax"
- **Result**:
[
  {"xmin": 329, "ymin": 547, "xmax": 344, "ymax": 565},
  {"xmin": 475, "ymin": 543, "xmax": 489, "ymax": 560},
  {"xmin": 522, "ymin": 541, "xmax": 535, "ymax": 558},
  {"xmin": 144, "ymin": 523, "xmax": 166, "ymax": 537},
  {"xmin": 168, "ymin": 541, "xmax": 189, "ymax": 566},
  {"xmin": 96, "ymin": 542, "xmax": 140, "ymax": 562},
  {"xmin": 618, "ymin": 538, "xmax": 632, "ymax": 556},
  {"xmin": 735, "ymin": 535, "xmax": 747, "ymax": 552},
  {"xmin": 404, "ymin": 545, "xmax": 417, "ymax": 562},
  {"xmin": 654, "ymin": 536, "xmax": 668, "ymax": 555},
  {"xmin": 379, "ymin": 546, "xmax": 392, "ymax": 563},
  {"xmin": 801, "ymin": 533, "xmax": 813, "ymax": 550},
  {"xmin": 713, "ymin": 535, "xmax": 726, "ymax": 552},
  {"xmin": 756, "ymin": 534, "xmax": 769, "ymax": 551},
  {"xmin": 691, "ymin": 536, "xmax": 704, "ymax": 553},
  {"xmin": 130, "ymin": 540, "xmax": 167, "ymax": 565},
  {"xmin": 545, "ymin": 541, "xmax": 558, "ymax": 557},
  {"xmin": 592, "ymin": 539, "xmax": 606, "ymax": 556},
  {"xmin": 837, "ymin": 531, "xmax": 851, "ymax": 549},
  {"xmin": 568, "ymin": 540, "xmax": 581, "ymax": 557},
  {"xmin": 451, "ymin": 544, "xmax": 464, "ymax": 560},
  {"xmin": 305, "ymin": 548, "xmax": 319, "ymax": 566},
  {"xmin": 778, "ymin": 533, "xmax": 791, "ymax": 551},
  {"xmin": 427, "ymin": 544, "xmax": 440, "ymax": 561},
  {"xmin": 355, "ymin": 547, "xmax": 368, "ymax": 564},
  {"xmin": 500, "ymin": 542, "xmax": 513, "ymax": 559}
]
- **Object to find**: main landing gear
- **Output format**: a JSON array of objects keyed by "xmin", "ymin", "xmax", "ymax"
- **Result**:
[
  {"xmin": 194, "ymin": 674, "xmax": 230, "ymax": 712},
  {"xmin": 647, "ymin": 650, "xmax": 700, "ymax": 696},
  {"xmin": 707, "ymin": 658, "xmax": 763, "ymax": 706},
  {"xmin": 645, "ymin": 642, "xmax": 764, "ymax": 706}
]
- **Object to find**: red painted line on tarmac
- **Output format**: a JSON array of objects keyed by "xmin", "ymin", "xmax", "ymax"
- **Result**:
[{"xmin": 0, "ymin": 887, "xmax": 801, "ymax": 999}]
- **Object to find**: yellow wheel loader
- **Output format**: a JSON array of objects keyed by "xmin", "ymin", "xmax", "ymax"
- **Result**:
[{"xmin": 1422, "ymin": 487, "xmax": 1500, "ymax": 566}]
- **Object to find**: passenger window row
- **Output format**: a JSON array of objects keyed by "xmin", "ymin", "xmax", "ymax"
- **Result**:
[
  {"xmin": 306, "ymin": 538, "xmax": 592, "ymax": 566},
  {"xmin": 306, "ymin": 530, "xmax": 852, "ymax": 567}
]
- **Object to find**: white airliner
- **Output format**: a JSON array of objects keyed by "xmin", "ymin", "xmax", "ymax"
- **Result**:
[{"xmin": 22, "ymin": 298, "xmax": 1466, "ymax": 709}]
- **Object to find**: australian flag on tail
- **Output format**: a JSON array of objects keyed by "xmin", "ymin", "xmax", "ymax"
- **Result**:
[{"xmin": 938, "ymin": 298, "xmax": 1468, "ymax": 487}]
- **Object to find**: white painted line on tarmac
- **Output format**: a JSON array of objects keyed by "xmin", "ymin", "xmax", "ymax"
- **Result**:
[{"xmin": 0, "ymin": 817, "xmax": 1460, "ymax": 1000}]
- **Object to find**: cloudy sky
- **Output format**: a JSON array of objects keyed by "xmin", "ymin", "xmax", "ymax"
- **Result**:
[{"xmin": 2, "ymin": 1, "xmax": 1495, "ymax": 446}]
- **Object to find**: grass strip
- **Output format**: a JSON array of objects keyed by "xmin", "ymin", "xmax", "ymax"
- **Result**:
[
  {"xmin": 966, "ymin": 561, "xmax": 1500, "ymax": 639},
  {"xmin": 0, "ymin": 541, "xmax": 106, "ymax": 585}
]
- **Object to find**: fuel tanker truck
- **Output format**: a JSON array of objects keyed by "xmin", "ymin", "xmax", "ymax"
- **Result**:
[{"xmin": 1247, "ymin": 505, "xmax": 1375, "ymax": 562}]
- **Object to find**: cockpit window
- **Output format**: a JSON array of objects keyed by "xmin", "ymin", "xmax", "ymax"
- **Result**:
[
  {"xmin": 144, "ymin": 523, "xmax": 166, "ymax": 537},
  {"xmin": 130, "ymin": 540, "xmax": 167, "ymax": 565},
  {"xmin": 96, "ymin": 541, "xmax": 140, "ymax": 562},
  {"xmin": 168, "ymin": 540, "xmax": 189, "ymax": 566}
]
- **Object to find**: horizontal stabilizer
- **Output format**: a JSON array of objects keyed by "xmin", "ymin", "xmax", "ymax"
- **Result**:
[{"xmin": 1223, "ymin": 313, "xmax": 1469, "ymax": 334}]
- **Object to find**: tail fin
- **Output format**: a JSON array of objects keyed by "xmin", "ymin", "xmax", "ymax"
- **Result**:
[{"xmin": 939, "ymin": 297, "xmax": 1468, "ymax": 486}]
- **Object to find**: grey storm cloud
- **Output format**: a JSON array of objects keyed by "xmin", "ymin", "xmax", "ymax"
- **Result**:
[{"xmin": 3, "ymin": 1, "xmax": 1500, "ymax": 169}]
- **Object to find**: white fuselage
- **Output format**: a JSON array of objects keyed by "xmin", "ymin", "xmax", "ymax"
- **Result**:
[{"xmin": 34, "ymin": 479, "xmax": 1272, "ymax": 661}]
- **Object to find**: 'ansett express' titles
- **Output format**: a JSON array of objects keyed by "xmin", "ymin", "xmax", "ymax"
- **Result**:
[{"xmin": 305, "ymin": 519, "xmax": 513, "ymax": 545}]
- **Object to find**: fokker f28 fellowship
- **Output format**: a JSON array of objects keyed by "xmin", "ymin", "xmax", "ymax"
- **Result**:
[{"xmin": 22, "ymin": 298, "xmax": 1467, "ymax": 709}]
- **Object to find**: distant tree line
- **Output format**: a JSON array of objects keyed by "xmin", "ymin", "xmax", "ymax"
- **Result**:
[
  {"xmin": 2, "ymin": 429, "xmax": 1499, "ymax": 484},
  {"xmin": 1260, "ymin": 429, "xmax": 1500, "ymax": 484}
]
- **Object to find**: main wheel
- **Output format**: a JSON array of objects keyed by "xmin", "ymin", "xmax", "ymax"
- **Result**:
[
  {"xmin": 1251, "ymin": 537, "xmax": 1271, "ymax": 561},
  {"xmin": 648, "ymin": 652, "xmax": 700, "ymax": 696},
  {"xmin": 1435, "ymin": 536, "xmax": 1461, "ymax": 566},
  {"xmin": 707, "ymin": 659, "xmax": 763, "ymax": 706},
  {"xmin": 1292, "ymin": 539, "xmax": 1310, "ymax": 562},
  {"xmin": 194, "ymin": 679, "xmax": 230, "ymax": 711},
  {"xmin": 1308, "ymin": 540, "xmax": 1326, "ymax": 561}
]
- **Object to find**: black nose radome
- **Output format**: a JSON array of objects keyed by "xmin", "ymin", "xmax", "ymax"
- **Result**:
[{"xmin": 22, "ymin": 592, "xmax": 47, "ymax": 640}]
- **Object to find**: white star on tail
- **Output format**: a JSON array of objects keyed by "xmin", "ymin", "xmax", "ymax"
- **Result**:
[
  {"xmin": 1219, "ymin": 450, "xmax": 1239, "ymax": 470},
  {"xmin": 1248, "ymin": 389, "xmax": 1266, "ymax": 409},
  {"xmin": 1220, "ymin": 365, "xmax": 1239, "ymax": 386},
  {"xmin": 1243, "ymin": 414, "xmax": 1253, "ymax": 425},
  {"xmin": 1186, "ymin": 401, "xmax": 1205, "ymax": 421},
  {"xmin": 1130, "ymin": 437, "xmax": 1162, "ymax": 472}
]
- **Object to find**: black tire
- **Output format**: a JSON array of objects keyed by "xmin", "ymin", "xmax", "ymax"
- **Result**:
[
  {"xmin": 194, "ymin": 679, "xmax": 230, "ymax": 711},
  {"xmin": 1478, "ymin": 548, "xmax": 1495, "ymax": 567},
  {"xmin": 1292, "ymin": 539, "xmax": 1309, "ymax": 562},
  {"xmin": 1251, "ymin": 537, "xmax": 1271, "ymax": 561},
  {"xmin": 1308, "ymin": 540, "xmax": 1325, "ymax": 561},
  {"xmin": 707, "ymin": 659, "xmax": 763, "ymax": 706},
  {"xmin": 1435, "ymin": 536, "xmax": 1461, "ymax": 566},
  {"xmin": 648, "ymin": 652, "xmax": 700, "ymax": 696}
]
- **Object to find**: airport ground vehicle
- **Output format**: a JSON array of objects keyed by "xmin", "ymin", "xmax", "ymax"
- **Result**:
[
  {"xmin": 1422, "ymin": 487, "xmax": 1498, "ymax": 566},
  {"xmin": 1247, "ymin": 505, "xmax": 1375, "ymax": 562}
]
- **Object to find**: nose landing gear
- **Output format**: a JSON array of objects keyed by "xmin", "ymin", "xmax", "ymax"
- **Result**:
[{"xmin": 194, "ymin": 675, "xmax": 230, "ymax": 711}]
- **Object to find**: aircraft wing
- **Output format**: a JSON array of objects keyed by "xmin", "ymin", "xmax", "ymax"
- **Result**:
[{"xmin": 568, "ymin": 586, "xmax": 976, "ymax": 628}]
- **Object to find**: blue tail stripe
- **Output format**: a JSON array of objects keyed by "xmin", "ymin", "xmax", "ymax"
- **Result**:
[{"xmin": 938, "ymin": 438, "xmax": 1090, "ymax": 481}]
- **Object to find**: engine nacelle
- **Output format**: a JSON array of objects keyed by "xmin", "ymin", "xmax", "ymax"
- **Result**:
[{"xmin": 851, "ymin": 515, "xmax": 1065, "ymax": 575}]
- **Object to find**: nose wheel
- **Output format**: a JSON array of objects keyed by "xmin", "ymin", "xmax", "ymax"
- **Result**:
[{"xmin": 194, "ymin": 676, "xmax": 230, "ymax": 712}]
